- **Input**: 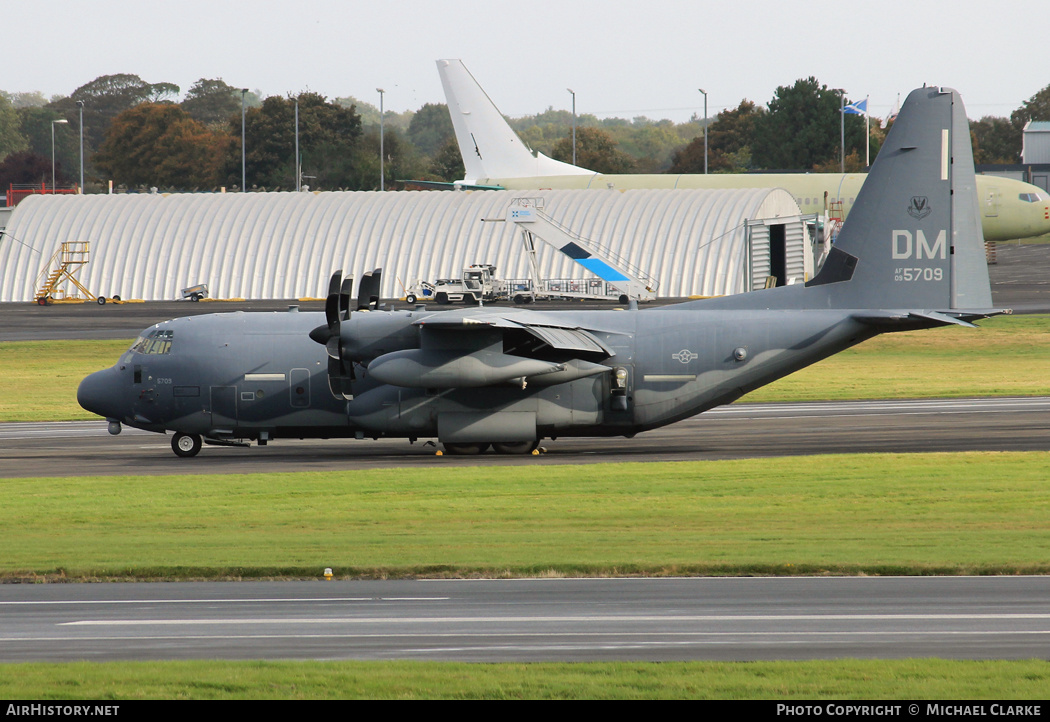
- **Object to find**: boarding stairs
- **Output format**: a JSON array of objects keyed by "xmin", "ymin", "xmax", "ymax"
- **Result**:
[
  {"xmin": 507, "ymin": 197, "xmax": 658, "ymax": 302},
  {"xmin": 34, "ymin": 241, "xmax": 102, "ymax": 304}
]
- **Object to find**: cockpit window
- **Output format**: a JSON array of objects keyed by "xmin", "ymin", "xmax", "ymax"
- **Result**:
[
  {"xmin": 131, "ymin": 329, "xmax": 174, "ymax": 355},
  {"xmin": 1019, "ymin": 192, "xmax": 1045, "ymax": 203}
]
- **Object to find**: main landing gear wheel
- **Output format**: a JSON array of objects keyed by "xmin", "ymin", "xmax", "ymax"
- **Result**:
[
  {"xmin": 442, "ymin": 442, "xmax": 491, "ymax": 455},
  {"xmin": 492, "ymin": 441, "xmax": 540, "ymax": 455},
  {"xmin": 172, "ymin": 432, "xmax": 202, "ymax": 458}
]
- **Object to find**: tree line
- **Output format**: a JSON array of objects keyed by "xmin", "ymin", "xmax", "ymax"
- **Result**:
[{"xmin": 1, "ymin": 74, "xmax": 1047, "ymax": 194}]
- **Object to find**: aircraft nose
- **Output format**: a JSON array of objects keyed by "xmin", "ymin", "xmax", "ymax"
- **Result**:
[{"xmin": 77, "ymin": 367, "xmax": 123, "ymax": 420}]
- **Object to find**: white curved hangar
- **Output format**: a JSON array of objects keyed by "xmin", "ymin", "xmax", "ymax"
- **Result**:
[{"xmin": 0, "ymin": 188, "xmax": 808, "ymax": 302}]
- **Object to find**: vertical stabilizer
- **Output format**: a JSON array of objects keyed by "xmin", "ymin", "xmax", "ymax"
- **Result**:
[
  {"xmin": 809, "ymin": 86, "xmax": 993, "ymax": 311},
  {"xmin": 437, "ymin": 59, "xmax": 592, "ymax": 182}
]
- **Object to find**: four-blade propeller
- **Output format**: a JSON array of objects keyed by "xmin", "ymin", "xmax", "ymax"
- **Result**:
[{"xmin": 309, "ymin": 268, "xmax": 382, "ymax": 400}]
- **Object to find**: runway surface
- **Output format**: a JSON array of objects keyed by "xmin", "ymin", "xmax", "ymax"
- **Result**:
[
  {"xmin": 2, "ymin": 397, "xmax": 1049, "ymax": 477},
  {"xmin": 2, "ymin": 577, "xmax": 1049, "ymax": 663}
]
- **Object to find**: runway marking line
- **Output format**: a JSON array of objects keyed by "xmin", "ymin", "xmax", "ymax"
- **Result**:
[
  {"xmin": 0, "ymin": 597, "xmax": 448, "ymax": 606},
  {"xmin": 59, "ymin": 613, "xmax": 1050, "ymax": 626}
]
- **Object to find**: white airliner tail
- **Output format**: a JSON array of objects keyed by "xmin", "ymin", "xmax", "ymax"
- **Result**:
[{"xmin": 437, "ymin": 59, "xmax": 592, "ymax": 182}]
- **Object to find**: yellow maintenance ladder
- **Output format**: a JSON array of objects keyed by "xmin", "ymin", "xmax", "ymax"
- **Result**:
[{"xmin": 34, "ymin": 241, "xmax": 118, "ymax": 305}]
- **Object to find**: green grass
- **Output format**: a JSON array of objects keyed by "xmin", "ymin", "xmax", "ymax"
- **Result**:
[
  {"xmin": 2, "ymin": 659, "xmax": 1048, "ymax": 699},
  {"xmin": 4, "ymin": 453, "xmax": 1049, "ymax": 580},
  {"xmin": 0, "ymin": 339, "xmax": 129, "ymax": 422},
  {"xmin": 744, "ymin": 313, "xmax": 1050, "ymax": 402},
  {"xmin": 3, "ymin": 315, "xmax": 1049, "ymax": 423}
]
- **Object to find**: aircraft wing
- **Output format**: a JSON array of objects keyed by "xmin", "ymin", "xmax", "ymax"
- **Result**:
[{"xmin": 414, "ymin": 311, "xmax": 616, "ymax": 357}]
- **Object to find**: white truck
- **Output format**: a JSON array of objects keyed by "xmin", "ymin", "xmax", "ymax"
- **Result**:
[{"xmin": 404, "ymin": 264, "xmax": 508, "ymax": 305}]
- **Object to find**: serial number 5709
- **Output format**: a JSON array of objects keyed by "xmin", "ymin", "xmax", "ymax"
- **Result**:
[{"xmin": 894, "ymin": 267, "xmax": 943, "ymax": 282}]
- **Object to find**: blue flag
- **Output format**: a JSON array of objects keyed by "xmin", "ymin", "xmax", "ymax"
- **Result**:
[{"xmin": 843, "ymin": 98, "xmax": 867, "ymax": 115}]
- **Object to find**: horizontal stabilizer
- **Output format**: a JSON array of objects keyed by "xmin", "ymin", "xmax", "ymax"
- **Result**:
[{"xmin": 852, "ymin": 309, "xmax": 1009, "ymax": 329}]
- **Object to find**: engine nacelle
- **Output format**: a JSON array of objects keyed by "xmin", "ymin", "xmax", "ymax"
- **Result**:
[{"xmin": 366, "ymin": 349, "xmax": 562, "ymax": 388}]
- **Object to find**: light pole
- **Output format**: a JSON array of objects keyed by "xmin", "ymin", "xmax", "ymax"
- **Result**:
[
  {"xmin": 241, "ymin": 89, "xmax": 248, "ymax": 191},
  {"xmin": 294, "ymin": 96, "xmax": 300, "ymax": 191},
  {"xmin": 76, "ymin": 101, "xmax": 84, "ymax": 192},
  {"xmin": 376, "ymin": 88, "xmax": 385, "ymax": 191},
  {"xmin": 51, "ymin": 119, "xmax": 68, "ymax": 190},
  {"xmin": 567, "ymin": 88, "xmax": 576, "ymax": 166},
  {"xmin": 698, "ymin": 88, "xmax": 708, "ymax": 174}
]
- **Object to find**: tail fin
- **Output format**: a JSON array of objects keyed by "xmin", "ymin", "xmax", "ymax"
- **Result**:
[
  {"xmin": 808, "ymin": 86, "xmax": 994, "ymax": 313},
  {"xmin": 437, "ymin": 59, "xmax": 592, "ymax": 182}
]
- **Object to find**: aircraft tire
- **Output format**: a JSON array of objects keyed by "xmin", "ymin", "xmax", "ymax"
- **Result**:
[
  {"xmin": 405, "ymin": 294, "xmax": 417, "ymax": 305},
  {"xmin": 492, "ymin": 440, "xmax": 539, "ymax": 455},
  {"xmin": 442, "ymin": 442, "xmax": 490, "ymax": 455},
  {"xmin": 172, "ymin": 432, "xmax": 203, "ymax": 458}
]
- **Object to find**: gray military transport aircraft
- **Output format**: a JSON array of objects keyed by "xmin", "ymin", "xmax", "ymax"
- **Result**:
[{"xmin": 78, "ymin": 86, "xmax": 1005, "ymax": 458}]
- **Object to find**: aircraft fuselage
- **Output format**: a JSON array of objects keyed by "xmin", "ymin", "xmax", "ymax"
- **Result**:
[{"xmin": 78, "ymin": 303, "xmax": 876, "ymax": 450}]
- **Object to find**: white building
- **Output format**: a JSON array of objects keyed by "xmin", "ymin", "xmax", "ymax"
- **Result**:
[
  {"xmin": 0, "ymin": 188, "xmax": 810, "ymax": 303},
  {"xmin": 1022, "ymin": 121, "xmax": 1050, "ymax": 164}
]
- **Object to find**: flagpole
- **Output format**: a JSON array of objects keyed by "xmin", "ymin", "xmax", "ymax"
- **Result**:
[
  {"xmin": 865, "ymin": 95, "xmax": 870, "ymax": 168},
  {"xmin": 842, "ymin": 96, "xmax": 870, "ymax": 170},
  {"xmin": 839, "ymin": 92, "xmax": 845, "ymax": 174}
]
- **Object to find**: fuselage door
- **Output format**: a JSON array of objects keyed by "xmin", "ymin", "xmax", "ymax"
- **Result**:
[
  {"xmin": 210, "ymin": 386, "xmax": 237, "ymax": 429},
  {"xmin": 290, "ymin": 368, "xmax": 311, "ymax": 408}
]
